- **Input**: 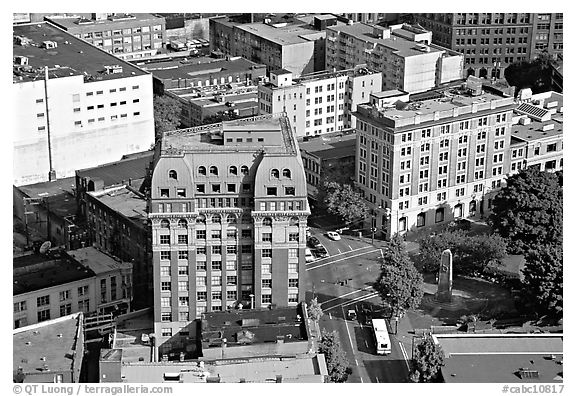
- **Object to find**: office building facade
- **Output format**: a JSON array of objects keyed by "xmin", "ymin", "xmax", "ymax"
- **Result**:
[
  {"xmin": 149, "ymin": 114, "xmax": 310, "ymax": 354},
  {"xmin": 413, "ymin": 13, "xmax": 563, "ymax": 79},
  {"xmin": 259, "ymin": 67, "xmax": 382, "ymax": 137}
]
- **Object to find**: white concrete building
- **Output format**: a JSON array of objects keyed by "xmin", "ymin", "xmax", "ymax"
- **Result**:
[
  {"xmin": 258, "ymin": 66, "xmax": 382, "ymax": 137},
  {"xmin": 326, "ymin": 22, "xmax": 464, "ymax": 94},
  {"xmin": 13, "ymin": 22, "xmax": 155, "ymax": 186}
]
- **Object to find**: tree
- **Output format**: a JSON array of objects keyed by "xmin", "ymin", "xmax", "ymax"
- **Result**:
[
  {"xmin": 417, "ymin": 230, "xmax": 507, "ymax": 275},
  {"xmin": 202, "ymin": 110, "xmax": 241, "ymax": 125},
  {"xmin": 411, "ymin": 336, "xmax": 445, "ymax": 382},
  {"xmin": 323, "ymin": 182, "xmax": 369, "ymax": 225},
  {"xmin": 522, "ymin": 244, "xmax": 563, "ymax": 320},
  {"xmin": 318, "ymin": 329, "xmax": 351, "ymax": 383},
  {"xmin": 374, "ymin": 235, "xmax": 424, "ymax": 317},
  {"xmin": 504, "ymin": 52, "xmax": 557, "ymax": 95},
  {"xmin": 153, "ymin": 94, "xmax": 182, "ymax": 139},
  {"xmin": 307, "ymin": 297, "xmax": 324, "ymax": 322},
  {"xmin": 489, "ymin": 167, "xmax": 562, "ymax": 254}
]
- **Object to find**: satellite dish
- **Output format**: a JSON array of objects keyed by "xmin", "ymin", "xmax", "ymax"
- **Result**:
[{"xmin": 39, "ymin": 241, "xmax": 52, "ymax": 254}]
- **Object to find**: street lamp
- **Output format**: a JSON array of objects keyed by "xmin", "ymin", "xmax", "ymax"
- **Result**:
[
  {"xmin": 249, "ymin": 294, "xmax": 254, "ymax": 309},
  {"xmin": 371, "ymin": 205, "xmax": 382, "ymax": 245}
]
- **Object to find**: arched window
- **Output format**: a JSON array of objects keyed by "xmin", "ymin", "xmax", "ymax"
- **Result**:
[
  {"xmin": 212, "ymin": 214, "xmax": 221, "ymax": 224},
  {"xmin": 416, "ymin": 213, "xmax": 426, "ymax": 227},
  {"xmin": 289, "ymin": 216, "xmax": 299, "ymax": 226},
  {"xmin": 178, "ymin": 218, "xmax": 188, "ymax": 228},
  {"xmin": 168, "ymin": 170, "xmax": 178, "ymax": 180},
  {"xmin": 198, "ymin": 166, "xmax": 206, "ymax": 175},
  {"xmin": 469, "ymin": 200, "xmax": 477, "ymax": 216},
  {"xmin": 282, "ymin": 169, "xmax": 291, "ymax": 178},
  {"xmin": 398, "ymin": 217, "xmax": 407, "ymax": 232},
  {"xmin": 160, "ymin": 219, "xmax": 170, "ymax": 228},
  {"xmin": 454, "ymin": 203, "xmax": 463, "ymax": 219},
  {"xmin": 226, "ymin": 214, "xmax": 237, "ymax": 224},
  {"xmin": 229, "ymin": 166, "xmax": 237, "ymax": 175},
  {"xmin": 435, "ymin": 208, "xmax": 445, "ymax": 223},
  {"xmin": 271, "ymin": 169, "xmax": 280, "ymax": 178},
  {"xmin": 196, "ymin": 214, "xmax": 206, "ymax": 224},
  {"xmin": 240, "ymin": 165, "xmax": 249, "ymax": 175},
  {"xmin": 209, "ymin": 166, "xmax": 218, "ymax": 176},
  {"xmin": 263, "ymin": 217, "xmax": 273, "ymax": 226}
]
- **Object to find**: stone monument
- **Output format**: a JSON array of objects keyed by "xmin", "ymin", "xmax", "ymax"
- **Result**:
[{"xmin": 436, "ymin": 249, "xmax": 453, "ymax": 302}]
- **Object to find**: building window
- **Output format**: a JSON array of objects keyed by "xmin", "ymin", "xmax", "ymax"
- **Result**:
[
  {"xmin": 197, "ymin": 292, "xmax": 207, "ymax": 301},
  {"xmin": 288, "ymin": 233, "xmax": 299, "ymax": 242},
  {"xmin": 267, "ymin": 187, "xmax": 277, "ymax": 196},
  {"xmin": 178, "ymin": 251, "xmax": 188, "ymax": 260},
  {"xmin": 178, "ymin": 235, "xmax": 188, "ymax": 245},
  {"xmin": 161, "ymin": 282, "xmax": 171, "ymax": 291},
  {"xmin": 211, "ymin": 261, "xmax": 222, "ymax": 271},
  {"xmin": 160, "ymin": 251, "xmax": 171, "ymax": 260},
  {"xmin": 211, "ymin": 276, "xmax": 222, "ymax": 286},
  {"xmin": 262, "ymin": 294, "xmax": 272, "ymax": 304},
  {"xmin": 262, "ymin": 233, "xmax": 272, "ymax": 242},
  {"xmin": 161, "ymin": 266, "xmax": 170, "ymax": 277},
  {"xmin": 161, "ymin": 313, "xmax": 172, "ymax": 322},
  {"xmin": 197, "ymin": 261, "xmax": 207, "ymax": 271},
  {"xmin": 209, "ymin": 166, "xmax": 219, "ymax": 175},
  {"xmin": 178, "ymin": 281, "xmax": 189, "ymax": 291},
  {"xmin": 37, "ymin": 295, "xmax": 50, "ymax": 307},
  {"xmin": 285, "ymin": 186, "xmax": 295, "ymax": 196},
  {"xmin": 263, "ymin": 217, "xmax": 272, "ymax": 226},
  {"xmin": 161, "ymin": 328, "xmax": 172, "ymax": 337},
  {"xmin": 212, "ymin": 292, "xmax": 222, "ymax": 301},
  {"xmin": 288, "ymin": 278, "xmax": 299, "ymax": 288},
  {"xmin": 37, "ymin": 309, "xmax": 51, "ymax": 322},
  {"xmin": 212, "ymin": 245, "xmax": 222, "ymax": 255},
  {"xmin": 262, "ymin": 279, "xmax": 272, "ymax": 288},
  {"xmin": 262, "ymin": 249, "xmax": 272, "ymax": 258}
]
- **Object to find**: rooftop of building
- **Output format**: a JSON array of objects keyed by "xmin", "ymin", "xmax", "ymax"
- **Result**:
[
  {"xmin": 13, "ymin": 22, "xmax": 147, "ymax": 83},
  {"xmin": 236, "ymin": 21, "xmax": 322, "ymax": 46},
  {"xmin": 76, "ymin": 151, "xmax": 153, "ymax": 187},
  {"xmin": 45, "ymin": 13, "xmax": 164, "ymax": 30},
  {"xmin": 141, "ymin": 56, "xmax": 265, "ymax": 82},
  {"xmin": 15, "ymin": 177, "xmax": 78, "ymax": 220},
  {"xmin": 110, "ymin": 309, "xmax": 154, "ymax": 364},
  {"xmin": 68, "ymin": 247, "xmax": 131, "ymax": 275},
  {"xmin": 120, "ymin": 354, "xmax": 326, "ymax": 383},
  {"xmin": 13, "ymin": 313, "xmax": 82, "ymax": 377},
  {"xmin": 328, "ymin": 22, "xmax": 444, "ymax": 58},
  {"xmin": 511, "ymin": 92, "xmax": 564, "ymax": 143},
  {"xmin": 189, "ymin": 91, "xmax": 258, "ymax": 107},
  {"xmin": 201, "ymin": 305, "xmax": 307, "ymax": 348},
  {"xmin": 435, "ymin": 334, "xmax": 563, "ymax": 356},
  {"xmin": 298, "ymin": 130, "xmax": 356, "ymax": 160},
  {"xmin": 160, "ymin": 114, "xmax": 297, "ymax": 156},
  {"xmin": 89, "ymin": 186, "xmax": 148, "ymax": 226},
  {"xmin": 13, "ymin": 251, "xmax": 96, "ymax": 295}
]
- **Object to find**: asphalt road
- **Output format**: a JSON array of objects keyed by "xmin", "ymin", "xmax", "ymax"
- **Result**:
[{"xmin": 306, "ymin": 228, "xmax": 410, "ymax": 383}]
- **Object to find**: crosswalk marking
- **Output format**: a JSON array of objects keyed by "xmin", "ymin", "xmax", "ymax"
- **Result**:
[{"xmin": 306, "ymin": 249, "xmax": 380, "ymax": 271}]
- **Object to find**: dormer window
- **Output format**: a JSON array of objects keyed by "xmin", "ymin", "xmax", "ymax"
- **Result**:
[{"xmin": 168, "ymin": 170, "xmax": 178, "ymax": 180}]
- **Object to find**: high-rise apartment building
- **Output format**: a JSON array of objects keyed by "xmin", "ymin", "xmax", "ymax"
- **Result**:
[
  {"xmin": 413, "ymin": 13, "xmax": 563, "ymax": 79},
  {"xmin": 326, "ymin": 22, "xmax": 464, "ymax": 94},
  {"xmin": 13, "ymin": 22, "xmax": 155, "ymax": 186},
  {"xmin": 46, "ymin": 13, "xmax": 166, "ymax": 60},
  {"xmin": 354, "ymin": 79, "xmax": 517, "ymax": 239},
  {"xmin": 149, "ymin": 114, "xmax": 310, "ymax": 355},
  {"xmin": 258, "ymin": 66, "xmax": 382, "ymax": 137}
]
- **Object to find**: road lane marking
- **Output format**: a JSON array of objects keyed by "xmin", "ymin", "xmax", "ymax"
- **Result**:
[
  {"xmin": 338, "ymin": 248, "xmax": 342, "ymax": 254},
  {"xmin": 398, "ymin": 340, "xmax": 411, "ymax": 371},
  {"xmin": 341, "ymin": 305, "xmax": 357, "ymax": 368},
  {"xmin": 306, "ymin": 249, "xmax": 380, "ymax": 271},
  {"xmin": 320, "ymin": 287, "xmax": 372, "ymax": 306},
  {"xmin": 348, "ymin": 244, "xmax": 352, "ymax": 250},
  {"xmin": 324, "ymin": 291, "xmax": 379, "ymax": 311},
  {"xmin": 305, "ymin": 245, "xmax": 372, "ymax": 265}
]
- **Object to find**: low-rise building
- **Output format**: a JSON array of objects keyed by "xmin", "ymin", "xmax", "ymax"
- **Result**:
[
  {"xmin": 298, "ymin": 130, "xmax": 357, "ymax": 198},
  {"xmin": 434, "ymin": 333, "xmax": 563, "ymax": 383},
  {"xmin": 13, "ymin": 312, "xmax": 84, "ymax": 383},
  {"xmin": 258, "ymin": 66, "xmax": 382, "ymax": 137},
  {"xmin": 46, "ymin": 13, "xmax": 166, "ymax": 60},
  {"xmin": 13, "ymin": 22, "xmax": 155, "ymax": 186},
  {"xmin": 326, "ymin": 22, "xmax": 464, "ymax": 94},
  {"xmin": 13, "ymin": 247, "xmax": 132, "ymax": 329}
]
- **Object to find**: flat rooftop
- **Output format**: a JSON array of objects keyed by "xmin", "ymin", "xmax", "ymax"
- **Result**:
[
  {"xmin": 13, "ymin": 313, "xmax": 82, "ymax": 376},
  {"xmin": 141, "ymin": 57, "xmax": 265, "ymax": 81},
  {"xmin": 46, "ymin": 13, "xmax": 163, "ymax": 30},
  {"xmin": 161, "ymin": 114, "xmax": 296, "ymax": 155},
  {"xmin": 14, "ymin": 252, "xmax": 95, "ymax": 295},
  {"xmin": 13, "ymin": 22, "xmax": 147, "ymax": 83},
  {"xmin": 16, "ymin": 177, "xmax": 75, "ymax": 200},
  {"xmin": 76, "ymin": 151, "xmax": 152, "ymax": 187},
  {"xmin": 299, "ymin": 131, "xmax": 356, "ymax": 160},
  {"xmin": 236, "ymin": 22, "xmax": 320, "ymax": 46},
  {"xmin": 89, "ymin": 187, "xmax": 147, "ymax": 226},
  {"xmin": 201, "ymin": 305, "xmax": 307, "ymax": 347},
  {"xmin": 511, "ymin": 92, "xmax": 563, "ymax": 142},
  {"xmin": 68, "ymin": 247, "xmax": 130, "ymax": 275},
  {"xmin": 328, "ymin": 22, "xmax": 443, "ymax": 58},
  {"xmin": 436, "ymin": 334, "xmax": 563, "ymax": 356}
]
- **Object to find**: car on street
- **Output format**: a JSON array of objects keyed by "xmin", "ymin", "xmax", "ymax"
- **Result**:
[
  {"xmin": 307, "ymin": 236, "xmax": 322, "ymax": 248},
  {"xmin": 305, "ymin": 248, "xmax": 315, "ymax": 263},
  {"xmin": 326, "ymin": 231, "xmax": 341, "ymax": 241},
  {"xmin": 315, "ymin": 245, "xmax": 329, "ymax": 258},
  {"xmin": 347, "ymin": 309, "xmax": 357, "ymax": 321}
]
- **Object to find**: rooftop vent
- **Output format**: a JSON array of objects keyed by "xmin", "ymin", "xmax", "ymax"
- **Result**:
[
  {"xmin": 42, "ymin": 41, "xmax": 58, "ymax": 49},
  {"xmin": 546, "ymin": 101, "xmax": 558, "ymax": 109},
  {"xmin": 519, "ymin": 117, "xmax": 531, "ymax": 125},
  {"xmin": 542, "ymin": 124, "xmax": 555, "ymax": 132},
  {"xmin": 518, "ymin": 368, "xmax": 539, "ymax": 379},
  {"xmin": 14, "ymin": 56, "xmax": 29, "ymax": 66},
  {"xmin": 104, "ymin": 64, "xmax": 123, "ymax": 74}
]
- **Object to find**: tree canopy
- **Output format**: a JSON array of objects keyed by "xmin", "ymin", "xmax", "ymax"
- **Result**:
[
  {"xmin": 489, "ymin": 167, "xmax": 562, "ymax": 254},
  {"xmin": 504, "ymin": 52, "xmax": 557, "ymax": 95},
  {"xmin": 318, "ymin": 329, "xmax": 351, "ymax": 383},
  {"xmin": 153, "ymin": 94, "xmax": 182, "ymax": 139},
  {"xmin": 522, "ymin": 244, "xmax": 563, "ymax": 320},
  {"xmin": 374, "ymin": 235, "xmax": 424, "ymax": 317},
  {"xmin": 323, "ymin": 181, "xmax": 369, "ymax": 225},
  {"xmin": 411, "ymin": 336, "xmax": 445, "ymax": 383},
  {"xmin": 417, "ymin": 229, "xmax": 507, "ymax": 275},
  {"xmin": 307, "ymin": 297, "xmax": 324, "ymax": 322},
  {"xmin": 202, "ymin": 110, "xmax": 241, "ymax": 125}
]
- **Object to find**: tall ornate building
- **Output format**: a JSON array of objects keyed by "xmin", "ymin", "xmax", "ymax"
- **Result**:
[{"xmin": 148, "ymin": 114, "xmax": 310, "ymax": 356}]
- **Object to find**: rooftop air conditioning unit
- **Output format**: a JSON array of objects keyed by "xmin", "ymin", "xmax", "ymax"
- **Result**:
[{"xmin": 104, "ymin": 65, "xmax": 123, "ymax": 74}]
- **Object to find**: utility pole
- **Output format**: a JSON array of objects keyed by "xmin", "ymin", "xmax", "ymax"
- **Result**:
[{"xmin": 44, "ymin": 66, "xmax": 56, "ymax": 181}]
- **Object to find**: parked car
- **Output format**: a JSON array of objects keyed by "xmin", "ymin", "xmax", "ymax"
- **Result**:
[
  {"xmin": 305, "ymin": 248, "xmax": 315, "ymax": 263},
  {"xmin": 315, "ymin": 245, "xmax": 329, "ymax": 258},
  {"xmin": 326, "ymin": 231, "xmax": 341, "ymax": 241},
  {"xmin": 307, "ymin": 236, "xmax": 322, "ymax": 248},
  {"xmin": 347, "ymin": 309, "xmax": 357, "ymax": 321}
]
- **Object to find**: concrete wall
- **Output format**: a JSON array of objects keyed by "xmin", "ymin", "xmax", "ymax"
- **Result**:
[{"xmin": 282, "ymin": 43, "xmax": 316, "ymax": 77}]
